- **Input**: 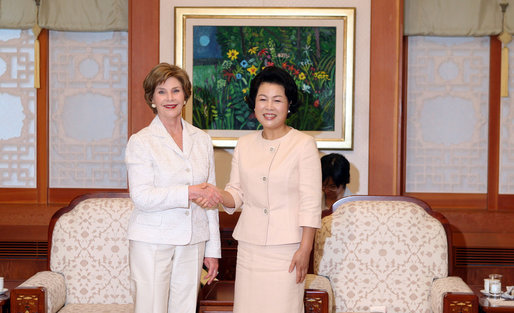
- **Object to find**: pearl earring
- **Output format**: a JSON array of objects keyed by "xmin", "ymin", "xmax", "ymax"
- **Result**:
[
  {"xmin": 288, "ymin": 109, "xmax": 291, "ymax": 113},
  {"xmin": 151, "ymin": 103, "xmax": 156, "ymax": 108}
]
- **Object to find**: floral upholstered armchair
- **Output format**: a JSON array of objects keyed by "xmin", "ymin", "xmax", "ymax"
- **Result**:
[
  {"xmin": 305, "ymin": 195, "xmax": 478, "ymax": 313},
  {"xmin": 11, "ymin": 193, "xmax": 134, "ymax": 313}
]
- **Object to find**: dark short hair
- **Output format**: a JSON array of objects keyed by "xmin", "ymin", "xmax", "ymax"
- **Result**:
[
  {"xmin": 321, "ymin": 153, "xmax": 350, "ymax": 187},
  {"xmin": 143, "ymin": 63, "xmax": 192, "ymax": 114},
  {"xmin": 245, "ymin": 66, "xmax": 300, "ymax": 117}
]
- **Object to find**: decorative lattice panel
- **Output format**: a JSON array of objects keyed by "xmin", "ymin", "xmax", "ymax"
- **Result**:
[
  {"xmin": 49, "ymin": 31, "xmax": 128, "ymax": 188},
  {"xmin": 406, "ymin": 37, "xmax": 490, "ymax": 193},
  {"xmin": 499, "ymin": 40, "xmax": 514, "ymax": 194},
  {"xmin": 0, "ymin": 29, "xmax": 37, "ymax": 188}
]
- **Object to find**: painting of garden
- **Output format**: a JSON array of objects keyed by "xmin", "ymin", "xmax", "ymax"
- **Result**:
[{"xmin": 192, "ymin": 25, "xmax": 337, "ymax": 131}]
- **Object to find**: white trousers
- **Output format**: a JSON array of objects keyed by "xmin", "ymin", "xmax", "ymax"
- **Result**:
[{"xmin": 129, "ymin": 240, "xmax": 205, "ymax": 313}]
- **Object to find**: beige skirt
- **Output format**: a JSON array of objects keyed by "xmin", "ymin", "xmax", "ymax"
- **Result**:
[{"xmin": 233, "ymin": 241, "xmax": 304, "ymax": 313}]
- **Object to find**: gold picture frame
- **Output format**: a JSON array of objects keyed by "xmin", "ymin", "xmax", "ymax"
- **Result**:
[{"xmin": 175, "ymin": 7, "xmax": 355, "ymax": 149}]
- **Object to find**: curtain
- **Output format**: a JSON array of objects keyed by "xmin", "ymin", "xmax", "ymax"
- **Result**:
[
  {"xmin": 405, "ymin": 0, "xmax": 513, "ymax": 36},
  {"xmin": 0, "ymin": 0, "xmax": 36, "ymax": 29},
  {"xmin": 0, "ymin": 0, "xmax": 128, "ymax": 31}
]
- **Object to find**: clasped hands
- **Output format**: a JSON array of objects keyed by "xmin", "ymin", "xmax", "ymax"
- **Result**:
[{"xmin": 190, "ymin": 183, "xmax": 223, "ymax": 208}]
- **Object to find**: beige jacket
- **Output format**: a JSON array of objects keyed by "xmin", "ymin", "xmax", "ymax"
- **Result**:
[
  {"xmin": 224, "ymin": 128, "xmax": 322, "ymax": 245},
  {"xmin": 125, "ymin": 116, "xmax": 221, "ymax": 258}
]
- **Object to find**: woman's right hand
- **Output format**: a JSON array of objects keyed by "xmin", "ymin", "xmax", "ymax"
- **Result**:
[{"xmin": 189, "ymin": 183, "xmax": 222, "ymax": 208}]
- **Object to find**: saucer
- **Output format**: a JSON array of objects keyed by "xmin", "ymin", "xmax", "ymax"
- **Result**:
[
  {"xmin": 481, "ymin": 290, "xmax": 502, "ymax": 297},
  {"xmin": 502, "ymin": 291, "xmax": 514, "ymax": 300},
  {"xmin": 0, "ymin": 288, "xmax": 7, "ymax": 295}
]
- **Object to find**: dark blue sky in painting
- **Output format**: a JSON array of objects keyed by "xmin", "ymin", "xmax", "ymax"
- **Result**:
[{"xmin": 193, "ymin": 26, "xmax": 222, "ymax": 61}]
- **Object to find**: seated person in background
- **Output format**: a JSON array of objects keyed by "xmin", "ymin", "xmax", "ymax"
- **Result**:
[{"xmin": 321, "ymin": 153, "xmax": 351, "ymax": 216}]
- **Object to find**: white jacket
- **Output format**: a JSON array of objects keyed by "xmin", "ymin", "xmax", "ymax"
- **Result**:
[{"xmin": 125, "ymin": 116, "xmax": 221, "ymax": 258}]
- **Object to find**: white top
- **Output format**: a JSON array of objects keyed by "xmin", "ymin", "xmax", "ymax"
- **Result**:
[{"xmin": 125, "ymin": 116, "xmax": 221, "ymax": 258}]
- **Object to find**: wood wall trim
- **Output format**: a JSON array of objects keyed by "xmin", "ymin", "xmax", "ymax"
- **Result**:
[
  {"xmin": 498, "ymin": 194, "xmax": 514, "ymax": 210},
  {"xmin": 37, "ymin": 30, "xmax": 49, "ymax": 204},
  {"xmin": 128, "ymin": 0, "xmax": 160, "ymax": 135},
  {"xmin": 368, "ymin": 0, "xmax": 403, "ymax": 195},
  {"xmin": 487, "ymin": 37, "xmax": 501, "ymax": 211},
  {"xmin": 404, "ymin": 193, "xmax": 487, "ymax": 210},
  {"xmin": 47, "ymin": 188, "xmax": 128, "ymax": 205}
]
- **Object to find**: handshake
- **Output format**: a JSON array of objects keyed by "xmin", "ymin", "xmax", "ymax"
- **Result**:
[{"xmin": 189, "ymin": 183, "xmax": 224, "ymax": 208}]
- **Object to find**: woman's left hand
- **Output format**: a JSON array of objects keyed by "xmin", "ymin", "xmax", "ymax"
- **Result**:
[
  {"xmin": 203, "ymin": 257, "xmax": 219, "ymax": 285},
  {"xmin": 289, "ymin": 246, "xmax": 311, "ymax": 284}
]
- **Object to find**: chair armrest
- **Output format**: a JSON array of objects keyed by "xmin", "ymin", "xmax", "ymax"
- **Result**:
[
  {"xmin": 430, "ymin": 276, "xmax": 478, "ymax": 313},
  {"xmin": 12, "ymin": 271, "xmax": 66, "ymax": 313},
  {"xmin": 305, "ymin": 274, "xmax": 333, "ymax": 313}
]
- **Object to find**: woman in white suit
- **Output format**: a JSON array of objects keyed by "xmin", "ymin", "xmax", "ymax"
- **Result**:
[
  {"xmin": 214, "ymin": 66, "xmax": 322, "ymax": 313},
  {"xmin": 125, "ymin": 63, "xmax": 222, "ymax": 313}
]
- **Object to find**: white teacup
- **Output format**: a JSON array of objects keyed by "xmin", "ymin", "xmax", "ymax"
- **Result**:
[
  {"xmin": 484, "ymin": 278, "xmax": 491, "ymax": 293},
  {"xmin": 0, "ymin": 277, "xmax": 4, "ymax": 290}
]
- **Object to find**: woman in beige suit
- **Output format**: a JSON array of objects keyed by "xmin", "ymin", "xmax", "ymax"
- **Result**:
[
  {"xmin": 216, "ymin": 66, "xmax": 322, "ymax": 313},
  {"xmin": 125, "ymin": 63, "xmax": 222, "ymax": 313}
]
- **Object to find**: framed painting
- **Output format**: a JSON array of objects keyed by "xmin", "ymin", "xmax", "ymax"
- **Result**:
[{"xmin": 175, "ymin": 7, "xmax": 355, "ymax": 149}]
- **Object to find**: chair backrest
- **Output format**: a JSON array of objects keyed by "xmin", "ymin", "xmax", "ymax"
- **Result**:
[
  {"xmin": 49, "ymin": 193, "xmax": 133, "ymax": 304},
  {"xmin": 313, "ymin": 196, "xmax": 449, "ymax": 313}
]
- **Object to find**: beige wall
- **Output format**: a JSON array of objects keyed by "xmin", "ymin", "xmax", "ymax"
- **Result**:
[{"xmin": 160, "ymin": 0, "xmax": 371, "ymax": 194}]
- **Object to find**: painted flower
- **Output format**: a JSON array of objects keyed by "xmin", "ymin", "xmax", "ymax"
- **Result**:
[
  {"xmin": 236, "ymin": 73, "xmax": 242, "ymax": 79},
  {"xmin": 314, "ymin": 71, "xmax": 330, "ymax": 80},
  {"xmin": 240, "ymin": 60, "xmax": 249, "ymax": 68},
  {"xmin": 299, "ymin": 73, "xmax": 306, "ymax": 80},
  {"xmin": 222, "ymin": 60, "xmax": 232, "ymax": 70},
  {"xmin": 313, "ymin": 99, "xmax": 320, "ymax": 108},
  {"xmin": 302, "ymin": 84, "xmax": 311, "ymax": 93},
  {"xmin": 258, "ymin": 48, "xmax": 268, "ymax": 56},
  {"xmin": 247, "ymin": 65, "xmax": 258, "ymax": 75},
  {"xmin": 248, "ymin": 47, "xmax": 258, "ymax": 54},
  {"xmin": 223, "ymin": 70, "xmax": 235, "ymax": 82},
  {"xmin": 227, "ymin": 49, "xmax": 239, "ymax": 60}
]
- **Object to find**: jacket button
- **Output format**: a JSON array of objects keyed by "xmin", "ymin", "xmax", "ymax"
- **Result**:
[
  {"xmin": 264, "ymin": 209, "xmax": 268, "ymax": 214},
  {"xmin": 262, "ymin": 177, "xmax": 267, "ymax": 182},
  {"xmin": 185, "ymin": 211, "xmax": 190, "ymax": 216},
  {"xmin": 186, "ymin": 168, "xmax": 191, "ymax": 172},
  {"xmin": 270, "ymin": 147, "xmax": 274, "ymax": 152}
]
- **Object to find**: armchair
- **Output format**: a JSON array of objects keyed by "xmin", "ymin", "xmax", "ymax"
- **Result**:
[
  {"xmin": 11, "ymin": 193, "xmax": 134, "ymax": 313},
  {"xmin": 305, "ymin": 195, "xmax": 478, "ymax": 313}
]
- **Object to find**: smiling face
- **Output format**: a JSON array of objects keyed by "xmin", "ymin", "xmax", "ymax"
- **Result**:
[
  {"xmin": 152, "ymin": 76, "xmax": 185, "ymax": 122},
  {"xmin": 254, "ymin": 82, "xmax": 290, "ymax": 138}
]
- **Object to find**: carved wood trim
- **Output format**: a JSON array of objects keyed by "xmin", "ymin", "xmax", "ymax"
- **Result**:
[
  {"xmin": 444, "ymin": 293, "xmax": 478, "ymax": 313},
  {"xmin": 304, "ymin": 289, "xmax": 329, "ymax": 313},
  {"xmin": 11, "ymin": 287, "xmax": 45, "ymax": 313}
]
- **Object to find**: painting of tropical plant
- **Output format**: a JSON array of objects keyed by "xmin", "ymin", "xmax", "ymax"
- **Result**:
[{"xmin": 192, "ymin": 25, "xmax": 337, "ymax": 131}]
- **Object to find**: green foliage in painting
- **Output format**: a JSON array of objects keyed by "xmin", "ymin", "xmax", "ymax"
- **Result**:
[{"xmin": 192, "ymin": 26, "xmax": 336, "ymax": 131}]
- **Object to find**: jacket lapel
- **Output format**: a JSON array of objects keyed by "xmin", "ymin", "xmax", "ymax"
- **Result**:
[
  {"xmin": 149, "ymin": 116, "xmax": 184, "ymax": 157},
  {"xmin": 182, "ymin": 120, "xmax": 196, "ymax": 159}
]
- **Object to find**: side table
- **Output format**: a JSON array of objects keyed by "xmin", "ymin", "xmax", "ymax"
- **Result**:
[
  {"xmin": 0, "ymin": 280, "xmax": 23, "ymax": 313},
  {"xmin": 198, "ymin": 281, "xmax": 235, "ymax": 313},
  {"xmin": 471, "ymin": 285, "xmax": 514, "ymax": 313}
]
